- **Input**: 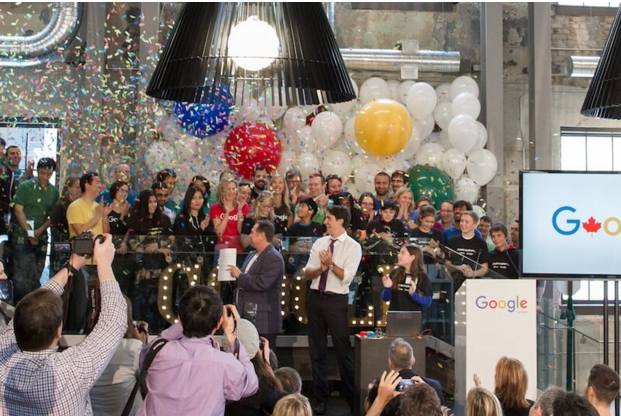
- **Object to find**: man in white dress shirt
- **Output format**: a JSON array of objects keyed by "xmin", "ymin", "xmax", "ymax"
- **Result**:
[{"xmin": 304, "ymin": 205, "xmax": 362, "ymax": 415}]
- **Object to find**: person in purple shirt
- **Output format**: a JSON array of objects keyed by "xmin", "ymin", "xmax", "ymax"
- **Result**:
[{"xmin": 137, "ymin": 288, "xmax": 258, "ymax": 416}]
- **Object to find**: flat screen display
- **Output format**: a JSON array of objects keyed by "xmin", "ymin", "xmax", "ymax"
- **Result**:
[{"xmin": 521, "ymin": 170, "xmax": 621, "ymax": 277}]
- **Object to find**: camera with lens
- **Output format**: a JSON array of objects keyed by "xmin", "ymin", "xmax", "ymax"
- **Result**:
[{"xmin": 72, "ymin": 230, "xmax": 105, "ymax": 258}]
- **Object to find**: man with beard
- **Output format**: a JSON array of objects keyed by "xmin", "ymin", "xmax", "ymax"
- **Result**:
[
  {"xmin": 443, "ymin": 200, "xmax": 483, "ymax": 243},
  {"xmin": 250, "ymin": 165, "xmax": 269, "ymax": 202},
  {"xmin": 373, "ymin": 172, "xmax": 392, "ymax": 212}
]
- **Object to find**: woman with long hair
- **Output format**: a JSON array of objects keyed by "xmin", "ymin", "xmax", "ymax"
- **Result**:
[
  {"xmin": 127, "ymin": 189, "xmax": 173, "ymax": 333},
  {"xmin": 269, "ymin": 175, "xmax": 293, "ymax": 231},
  {"xmin": 240, "ymin": 191, "xmax": 281, "ymax": 250},
  {"xmin": 381, "ymin": 244, "xmax": 432, "ymax": 312},
  {"xmin": 50, "ymin": 176, "xmax": 81, "ymax": 240},
  {"xmin": 393, "ymin": 187, "xmax": 417, "ymax": 232},
  {"xmin": 272, "ymin": 394, "xmax": 313, "ymax": 416},
  {"xmin": 493, "ymin": 357, "xmax": 533, "ymax": 416},
  {"xmin": 107, "ymin": 180, "xmax": 134, "ymax": 295},
  {"xmin": 410, "ymin": 205, "xmax": 446, "ymax": 279},
  {"xmin": 466, "ymin": 387, "xmax": 504, "ymax": 416},
  {"xmin": 210, "ymin": 179, "xmax": 250, "ymax": 251}
]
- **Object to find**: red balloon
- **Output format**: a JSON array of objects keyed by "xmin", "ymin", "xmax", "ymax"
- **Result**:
[{"xmin": 224, "ymin": 122, "xmax": 282, "ymax": 180}]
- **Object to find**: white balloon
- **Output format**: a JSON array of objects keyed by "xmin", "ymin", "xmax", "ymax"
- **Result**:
[
  {"xmin": 352, "ymin": 154, "xmax": 371, "ymax": 170},
  {"xmin": 448, "ymin": 114, "xmax": 479, "ymax": 153},
  {"xmin": 414, "ymin": 114, "xmax": 436, "ymax": 139},
  {"xmin": 398, "ymin": 80, "xmax": 416, "ymax": 104},
  {"xmin": 359, "ymin": 77, "xmax": 391, "ymax": 105},
  {"xmin": 296, "ymin": 126, "xmax": 318, "ymax": 154},
  {"xmin": 298, "ymin": 153, "xmax": 320, "ymax": 180},
  {"xmin": 145, "ymin": 141, "xmax": 175, "ymax": 173},
  {"xmin": 451, "ymin": 92, "xmax": 481, "ymax": 120},
  {"xmin": 454, "ymin": 177, "xmax": 479, "ymax": 204},
  {"xmin": 475, "ymin": 122, "xmax": 488, "ymax": 151},
  {"xmin": 322, "ymin": 150, "xmax": 352, "ymax": 180},
  {"xmin": 380, "ymin": 156, "xmax": 407, "ymax": 175},
  {"xmin": 438, "ymin": 129, "xmax": 453, "ymax": 150},
  {"xmin": 472, "ymin": 205, "xmax": 486, "ymax": 218},
  {"xmin": 237, "ymin": 98, "xmax": 260, "ymax": 124},
  {"xmin": 329, "ymin": 99, "xmax": 357, "ymax": 119},
  {"xmin": 311, "ymin": 111, "xmax": 343, "ymax": 148},
  {"xmin": 440, "ymin": 148, "xmax": 467, "ymax": 180},
  {"xmin": 387, "ymin": 80, "xmax": 401, "ymax": 101},
  {"xmin": 466, "ymin": 149, "xmax": 498, "ymax": 186},
  {"xmin": 435, "ymin": 83, "xmax": 452, "ymax": 102},
  {"xmin": 433, "ymin": 100, "xmax": 454, "ymax": 131},
  {"xmin": 344, "ymin": 181, "xmax": 359, "ymax": 197},
  {"xmin": 405, "ymin": 82, "xmax": 437, "ymax": 118},
  {"xmin": 277, "ymin": 150, "xmax": 298, "ymax": 176},
  {"xmin": 413, "ymin": 143, "xmax": 445, "ymax": 167},
  {"xmin": 450, "ymin": 76, "xmax": 479, "ymax": 100},
  {"xmin": 262, "ymin": 86, "xmax": 288, "ymax": 120},
  {"xmin": 400, "ymin": 126, "xmax": 422, "ymax": 159},
  {"xmin": 283, "ymin": 107, "xmax": 307, "ymax": 135},
  {"xmin": 424, "ymin": 131, "xmax": 440, "ymax": 144},
  {"xmin": 344, "ymin": 116, "xmax": 365, "ymax": 154},
  {"xmin": 354, "ymin": 163, "xmax": 382, "ymax": 194}
]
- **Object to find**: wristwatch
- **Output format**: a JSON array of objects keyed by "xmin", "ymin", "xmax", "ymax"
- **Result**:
[{"xmin": 329, "ymin": 264, "xmax": 335, "ymax": 272}]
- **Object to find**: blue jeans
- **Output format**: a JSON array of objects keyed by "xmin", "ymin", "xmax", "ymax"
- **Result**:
[{"xmin": 12, "ymin": 237, "xmax": 47, "ymax": 303}]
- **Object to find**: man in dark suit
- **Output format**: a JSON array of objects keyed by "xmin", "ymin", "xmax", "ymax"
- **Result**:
[
  {"xmin": 388, "ymin": 337, "xmax": 445, "ymax": 404},
  {"xmin": 228, "ymin": 220, "xmax": 284, "ymax": 349}
]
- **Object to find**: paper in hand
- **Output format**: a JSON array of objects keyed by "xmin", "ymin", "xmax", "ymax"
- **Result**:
[{"xmin": 217, "ymin": 248, "xmax": 237, "ymax": 281}]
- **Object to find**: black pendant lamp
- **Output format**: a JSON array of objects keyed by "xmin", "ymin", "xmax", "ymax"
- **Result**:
[
  {"xmin": 146, "ymin": 3, "xmax": 355, "ymax": 108},
  {"xmin": 582, "ymin": 6, "xmax": 621, "ymax": 119}
]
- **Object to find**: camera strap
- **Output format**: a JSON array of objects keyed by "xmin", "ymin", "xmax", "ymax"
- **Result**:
[{"xmin": 121, "ymin": 338, "xmax": 168, "ymax": 416}]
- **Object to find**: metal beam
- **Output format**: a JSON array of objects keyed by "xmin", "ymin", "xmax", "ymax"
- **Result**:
[{"xmin": 528, "ymin": 3, "xmax": 553, "ymax": 170}]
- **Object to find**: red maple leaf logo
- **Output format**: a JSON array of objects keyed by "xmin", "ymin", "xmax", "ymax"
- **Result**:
[{"xmin": 582, "ymin": 216, "xmax": 601, "ymax": 237}]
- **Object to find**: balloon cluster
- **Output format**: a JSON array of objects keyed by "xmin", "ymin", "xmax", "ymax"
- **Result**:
[{"xmin": 144, "ymin": 74, "xmax": 498, "ymax": 210}]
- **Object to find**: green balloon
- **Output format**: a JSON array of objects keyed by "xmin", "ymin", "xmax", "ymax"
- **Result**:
[{"xmin": 407, "ymin": 165, "xmax": 454, "ymax": 209}]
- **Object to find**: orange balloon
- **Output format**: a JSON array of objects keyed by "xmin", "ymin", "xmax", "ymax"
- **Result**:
[{"xmin": 354, "ymin": 99, "xmax": 413, "ymax": 157}]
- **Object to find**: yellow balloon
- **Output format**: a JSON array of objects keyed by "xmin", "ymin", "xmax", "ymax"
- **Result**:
[{"xmin": 354, "ymin": 99, "xmax": 413, "ymax": 157}]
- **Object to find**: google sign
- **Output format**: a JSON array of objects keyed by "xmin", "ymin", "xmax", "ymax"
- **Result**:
[
  {"xmin": 475, "ymin": 295, "xmax": 528, "ymax": 313},
  {"xmin": 552, "ymin": 206, "xmax": 621, "ymax": 236}
]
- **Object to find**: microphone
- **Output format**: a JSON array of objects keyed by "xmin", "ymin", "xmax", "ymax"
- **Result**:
[{"xmin": 440, "ymin": 243, "xmax": 484, "ymax": 277}]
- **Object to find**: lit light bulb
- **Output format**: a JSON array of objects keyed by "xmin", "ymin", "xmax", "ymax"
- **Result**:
[{"xmin": 228, "ymin": 16, "xmax": 280, "ymax": 71}]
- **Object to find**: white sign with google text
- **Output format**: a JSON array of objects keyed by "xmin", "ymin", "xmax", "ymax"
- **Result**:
[{"xmin": 465, "ymin": 279, "xmax": 537, "ymax": 401}]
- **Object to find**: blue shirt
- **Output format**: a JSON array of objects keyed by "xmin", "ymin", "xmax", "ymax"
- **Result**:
[{"xmin": 444, "ymin": 226, "xmax": 482, "ymax": 243}]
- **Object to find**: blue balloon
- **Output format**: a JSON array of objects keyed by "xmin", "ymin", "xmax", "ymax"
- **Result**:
[{"xmin": 173, "ymin": 88, "xmax": 233, "ymax": 138}]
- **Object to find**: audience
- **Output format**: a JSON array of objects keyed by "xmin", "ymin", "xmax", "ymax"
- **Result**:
[
  {"xmin": 400, "ymin": 382, "xmax": 443, "ymax": 416},
  {"xmin": 272, "ymin": 393, "xmax": 313, "ymax": 416},
  {"xmin": 494, "ymin": 357, "xmax": 533, "ymax": 416},
  {"xmin": 552, "ymin": 391, "xmax": 599, "ymax": 416},
  {"xmin": 274, "ymin": 367, "xmax": 303, "ymax": 394},
  {"xmin": 529, "ymin": 386, "xmax": 565, "ymax": 416},
  {"xmin": 466, "ymin": 387, "xmax": 503, "ymax": 416}
]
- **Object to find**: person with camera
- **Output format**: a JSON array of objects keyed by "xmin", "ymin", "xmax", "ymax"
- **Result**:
[
  {"xmin": 0, "ymin": 234, "xmax": 127, "ymax": 415},
  {"xmin": 228, "ymin": 220, "xmax": 285, "ymax": 350},
  {"xmin": 11, "ymin": 157, "xmax": 59, "ymax": 304},
  {"xmin": 137, "ymin": 289, "xmax": 258, "ymax": 416}
]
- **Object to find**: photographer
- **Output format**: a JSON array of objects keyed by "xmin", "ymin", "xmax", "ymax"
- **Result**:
[
  {"xmin": 137, "ymin": 289, "xmax": 258, "ymax": 415},
  {"xmin": 0, "ymin": 234, "xmax": 127, "ymax": 414}
]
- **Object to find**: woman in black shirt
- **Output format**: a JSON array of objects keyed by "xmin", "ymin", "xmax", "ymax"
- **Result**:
[
  {"xmin": 381, "ymin": 244, "xmax": 432, "ymax": 312},
  {"xmin": 410, "ymin": 205, "xmax": 446, "ymax": 279},
  {"xmin": 107, "ymin": 181, "xmax": 133, "ymax": 294}
]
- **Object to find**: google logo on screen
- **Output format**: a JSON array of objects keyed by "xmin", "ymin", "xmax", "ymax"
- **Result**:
[
  {"xmin": 475, "ymin": 296, "xmax": 528, "ymax": 313},
  {"xmin": 552, "ymin": 206, "xmax": 621, "ymax": 236}
]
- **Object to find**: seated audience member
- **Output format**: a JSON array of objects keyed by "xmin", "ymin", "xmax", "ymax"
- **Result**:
[
  {"xmin": 224, "ymin": 319, "xmax": 285, "ymax": 416},
  {"xmin": 478, "ymin": 215, "xmax": 495, "ymax": 250},
  {"xmin": 385, "ymin": 337, "xmax": 444, "ymax": 404},
  {"xmin": 529, "ymin": 386, "xmax": 565, "ymax": 416},
  {"xmin": 274, "ymin": 367, "xmax": 303, "ymax": 394},
  {"xmin": 400, "ymin": 383, "xmax": 443, "ymax": 416},
  {"xmin": 137, "ymin": 291, "xmax": 258, "ymax": 415},
  {"xmin": 494, "ymin": 356, "xmax": 534, "ymax": 416},
  {"xmin": 152, "ymin": 181, "xmax": 175, "ymax": 223},
  {"xmin": 466, "ymin": 387, "xmax": 503, "ymax": 416},
  {"xmin": 446, "ymin": 210, "xmax": 489, "ymax": 291},
  {"xmin": 90, "ymin": 295, "xmax": 148, "ymax": 416},
  {"xmin": 381, "ymin": 244, "xmax": 432, "ymax": 312},
  {"xmin": 586, "ymin": 364, "xmax": 620, "ymax": 416},
  {"xmin": 391, "ymin": 170, "xmax": 408, "ymax": 194},
  {"xmin": 0, "ymin": 235, "xmax": 127, "ymax": 415},
  {"xmin": 444, "ymin": 200, "xmax": 483, "ymax": 242},
  {"xmin": 552, "ymin": 391, "xmax": 599, "ymax": 416},
  {"xmin": 367, "ymin": 201, "xmax": 409, "ymax": 240},
  {"xmin": 488, "ymin": 223, "xmax": 520, "ymax": 278},
  {"xmin": 272, "ymin": 393, "xmax": 313, "ymax": 416}
]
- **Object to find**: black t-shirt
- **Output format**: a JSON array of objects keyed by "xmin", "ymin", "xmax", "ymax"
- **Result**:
[
  {"xmin": 274, "ymin": 204, "xmax": 292, "ymax": 235},
  {"xmin": 488, "ymin": 248, "xmax": 520, "ymax": 278},
  {"xmin": 387, "ymin": 273, "xmax": 431, "ymax": 312},
  {"xmin": 107, "ymin": 210, "xmax": 128, "ymax": 236},
  {"xmin": 286, "ymin": 221, "xmax": 325, "ymax": 240},
  {"xmin": 447, "ymin": 234, "xmax": 490, "ymax": 268},
  {"xmin": 367, "ymin": 218, "xmax": 409, "ymax": 238},
  {"xmin": 410, "ymin": 227, "xmax": 445, "ymax": 264}
]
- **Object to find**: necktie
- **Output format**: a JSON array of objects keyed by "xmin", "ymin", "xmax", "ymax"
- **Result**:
[{"xmin": 318, "ymin": 239, "xmax": 337, "ymax": 292}]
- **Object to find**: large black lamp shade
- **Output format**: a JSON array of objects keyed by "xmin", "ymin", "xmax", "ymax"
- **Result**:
[
  {"xmin": 146, "ymin": 3, "xmax": 356, "ymax": 107},
  {"xmin": 582, "ymin": 6, "xmax": 621, "ymax": 119}
]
